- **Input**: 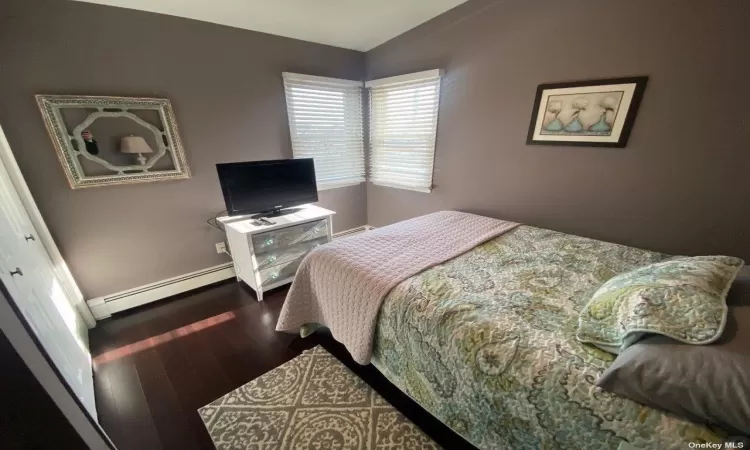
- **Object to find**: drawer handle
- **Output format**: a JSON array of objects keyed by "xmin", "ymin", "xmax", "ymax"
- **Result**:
[
  {"xmin": 10, "ymin": 267, "xmax": 23, "ymax": 277},
  {"xmin": 25, "ymin": 234, "xmax": 36, "ymax": 241},
  {"xmin": 268, "ymin": 272, "xmax": 279, "ymax": 280},
  {"xmin": 268, "ymin": 255, "xmax": 277, "ymax": 263}
]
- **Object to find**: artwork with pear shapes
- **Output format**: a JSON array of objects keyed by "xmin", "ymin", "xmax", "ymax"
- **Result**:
[
  {"xmin": 526, "ymin": 77, "xmax": 648, "ymax": 147},
  {"xmin": 541, "ymin": 91, "xmax": 623, "ymax": 136}
]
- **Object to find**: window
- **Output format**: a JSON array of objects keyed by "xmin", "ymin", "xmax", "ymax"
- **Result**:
[
  {"xmin": 283, "ymin": 73, "xmax": 365, "ymax": 190},
  {"xmin": 366, "ymin": 69, "xmax": 443, "ymax": 193}
]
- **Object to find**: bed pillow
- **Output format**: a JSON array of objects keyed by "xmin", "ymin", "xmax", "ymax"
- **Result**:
[
  {"xmin": 596, "ymin": 269, "xmax": 750, "ymax": 435},
  {"xmin": 576, "ymin": 255, "xmax": 744, "ymax": 353}
]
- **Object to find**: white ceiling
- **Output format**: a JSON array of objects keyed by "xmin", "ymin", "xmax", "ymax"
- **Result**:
[{"xmin": 74, "ymin": 0, "xmax": 468, "ymax": 51}]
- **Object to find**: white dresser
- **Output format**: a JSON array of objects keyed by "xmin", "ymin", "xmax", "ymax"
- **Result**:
[{"xmin": 219, "ymin": 204, "xmax": 335, "ymax": 300}]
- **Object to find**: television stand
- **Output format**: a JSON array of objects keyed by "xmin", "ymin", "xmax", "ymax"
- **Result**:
[{"xmin": 217, "ymin": 204, "xmax": 336, "ymax": 300}]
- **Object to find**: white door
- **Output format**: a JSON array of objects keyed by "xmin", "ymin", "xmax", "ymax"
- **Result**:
[{"xmin": 0, "ymin": 147, "xmax": 96, "ymax": 419}]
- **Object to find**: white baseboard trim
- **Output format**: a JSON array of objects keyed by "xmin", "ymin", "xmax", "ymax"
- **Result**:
[{"xmin": 87, "ymin": 263, "xmax": 236, "ymax": 320}]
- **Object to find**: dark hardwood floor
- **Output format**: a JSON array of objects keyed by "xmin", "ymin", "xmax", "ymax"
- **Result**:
[{"xmin": 89, "ymin": 280, "xmax": 476, "ymax": 450}]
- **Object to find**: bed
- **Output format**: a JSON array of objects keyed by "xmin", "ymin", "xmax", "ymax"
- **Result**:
[
  {"xmin": 370, "ymin": 225, "xmax": 725, "ymax": 449},
  {"xmin": 278, "ymin": 214, "xmax": 728, "ymax": 449}
]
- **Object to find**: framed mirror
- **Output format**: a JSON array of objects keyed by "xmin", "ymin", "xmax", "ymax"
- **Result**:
[{"xmin": 36, "ymin": 95, "xmax": 191, "ymax": 189}]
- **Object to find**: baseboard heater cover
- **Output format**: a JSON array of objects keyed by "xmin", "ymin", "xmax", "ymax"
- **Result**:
[
  {"xmin": 333, "ymin": 225, "xmax": 374, "ymax": 239},
  {"xmin": 87, "ymin": 263, "xmax": 236, "ymax": 320}
]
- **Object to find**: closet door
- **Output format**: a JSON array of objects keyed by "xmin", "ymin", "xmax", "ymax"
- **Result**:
[{"xmin": 0, "ymin": 157, "xmax": 95, "ymax": 419}]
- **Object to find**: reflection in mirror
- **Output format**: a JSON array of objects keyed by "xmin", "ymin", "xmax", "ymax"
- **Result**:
[{"xmin": 36, "ymin": 95, "xmax": 190, "ymax": 189}]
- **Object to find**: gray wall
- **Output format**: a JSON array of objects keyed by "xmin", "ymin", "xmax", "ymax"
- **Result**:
[
  {"xmin": 2, "ymin": 0, "xmax": 749, "ymax": 300},
  {"xmin": 366, "ymin": 0, "xmax": 750, "ymax": 260},
  {"xmin": 0, "ymin": 0, "xmax": 366, "ymax": 298}
]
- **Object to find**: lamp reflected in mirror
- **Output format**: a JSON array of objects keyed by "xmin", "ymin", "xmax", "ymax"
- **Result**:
[{"xmin": 120, "ymin": 135, "xmax": 153, "ymax": 166}]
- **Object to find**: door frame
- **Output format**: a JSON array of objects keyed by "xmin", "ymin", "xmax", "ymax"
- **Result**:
[
  {"xmin": 0, "ymin": 123, "xmax": 95, "ymax": 328},
  {"xmin": 0, "ymin": 281, "xmax": 115, "ymax": 449}
]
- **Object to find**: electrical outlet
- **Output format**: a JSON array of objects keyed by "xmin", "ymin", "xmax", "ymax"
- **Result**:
[{"xmin": 215, "ymin": 242, "xmax": 226, "ymax": 254}]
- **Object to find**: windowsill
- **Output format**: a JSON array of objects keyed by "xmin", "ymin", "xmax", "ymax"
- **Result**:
[
  {"xmin": 317, "ymin": 181, "xmax": 365, "ymax": 191},
  {"xmin": 370, "ymin": 181, "xmax": 432, "ymax": 193}
]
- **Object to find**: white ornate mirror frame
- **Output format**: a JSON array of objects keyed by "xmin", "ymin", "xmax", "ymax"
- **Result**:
[{"xmin": 36, "ymin": 95, "xmax": 191, "ymax": 189}]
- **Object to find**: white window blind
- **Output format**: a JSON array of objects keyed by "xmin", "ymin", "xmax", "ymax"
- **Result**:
[
  {"xmin": 366, "ymin": 69, "xmax": 443, "ymax": 193},
  {"xmin": 283, "ymin": 72, "xmax": 366, "ymax": 190}
]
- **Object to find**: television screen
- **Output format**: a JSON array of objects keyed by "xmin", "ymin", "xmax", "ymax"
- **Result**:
[{"xmin": 216, "ymin": 159, "xmax": 318, "ymax": 216}]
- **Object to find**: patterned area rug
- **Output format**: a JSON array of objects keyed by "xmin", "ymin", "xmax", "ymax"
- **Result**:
[{"xmin": 198, "ymin": 346, "xmax": 439, "ymax": 449}]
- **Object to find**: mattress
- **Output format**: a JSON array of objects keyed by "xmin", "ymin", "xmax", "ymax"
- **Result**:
[{"xmin": 371, "ymin": 225, "xmax": 726, "ymax": 450}]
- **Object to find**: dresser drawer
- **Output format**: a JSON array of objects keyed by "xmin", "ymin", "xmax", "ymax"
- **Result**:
[
  {"xmin": 255, "ymin": 237, "xmax": 327, "ymax": 270},
  {"xmin": 259, "ymin": 257, "xmax": 304, "ymax": 287},
  {"xmin": 252, "ymin": 219, "xmax": 328, "ymax": 253}
]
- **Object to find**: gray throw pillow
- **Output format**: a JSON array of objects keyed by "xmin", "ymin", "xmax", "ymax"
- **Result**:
[{"xmin": 596, "ymin": 269, "xmax": 750, "ymax": 435}]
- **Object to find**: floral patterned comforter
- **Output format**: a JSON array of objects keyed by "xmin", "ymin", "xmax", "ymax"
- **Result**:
[{"xmin": 371, "ymin": 226, "xmax": 726, "ymax": 450}]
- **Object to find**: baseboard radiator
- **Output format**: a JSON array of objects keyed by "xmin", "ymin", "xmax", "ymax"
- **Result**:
[
  {"xmin": 333, "ymin": 225, "xmax": 374, "ymax": 239},
  {"xmin": 87, "ymin": 263, "xmax": 236, "ymax": 320},
  {"xmin": 88, "ymin": 225, "xmax": 374, "ymax": 320}
]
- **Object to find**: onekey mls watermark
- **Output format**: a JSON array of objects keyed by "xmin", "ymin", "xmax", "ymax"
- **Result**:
[{"xmin": 688, "ymin": 437, "xmax": 749, "ymax": 449}]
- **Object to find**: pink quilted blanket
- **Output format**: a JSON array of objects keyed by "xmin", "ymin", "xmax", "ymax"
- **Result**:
[{"xmin": 275, "ymin": 210, "xmax": 519, "ymax": 364}]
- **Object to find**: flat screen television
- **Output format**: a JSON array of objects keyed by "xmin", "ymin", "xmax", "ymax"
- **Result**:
[{"xmin": 216, "ymin": 159, "xmax": 318, "ymax": 216}]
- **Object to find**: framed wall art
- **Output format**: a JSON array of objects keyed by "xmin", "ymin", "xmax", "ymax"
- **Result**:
[
  {"xmin": 526, "ymin": 77, "xmax": 648, "ymax": 147},
  {"xmin": 36, "ymin": 95, "xmax": 191, "ymax": 189}
]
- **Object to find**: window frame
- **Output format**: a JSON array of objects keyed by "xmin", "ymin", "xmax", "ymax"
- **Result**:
[
  {"xmin": 366, "ymin": 69, "xmax": 443, "ymax": 193},
  {"xmin": 282, "ymin": 72, "xmax": 366, "ymax": 191}
]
